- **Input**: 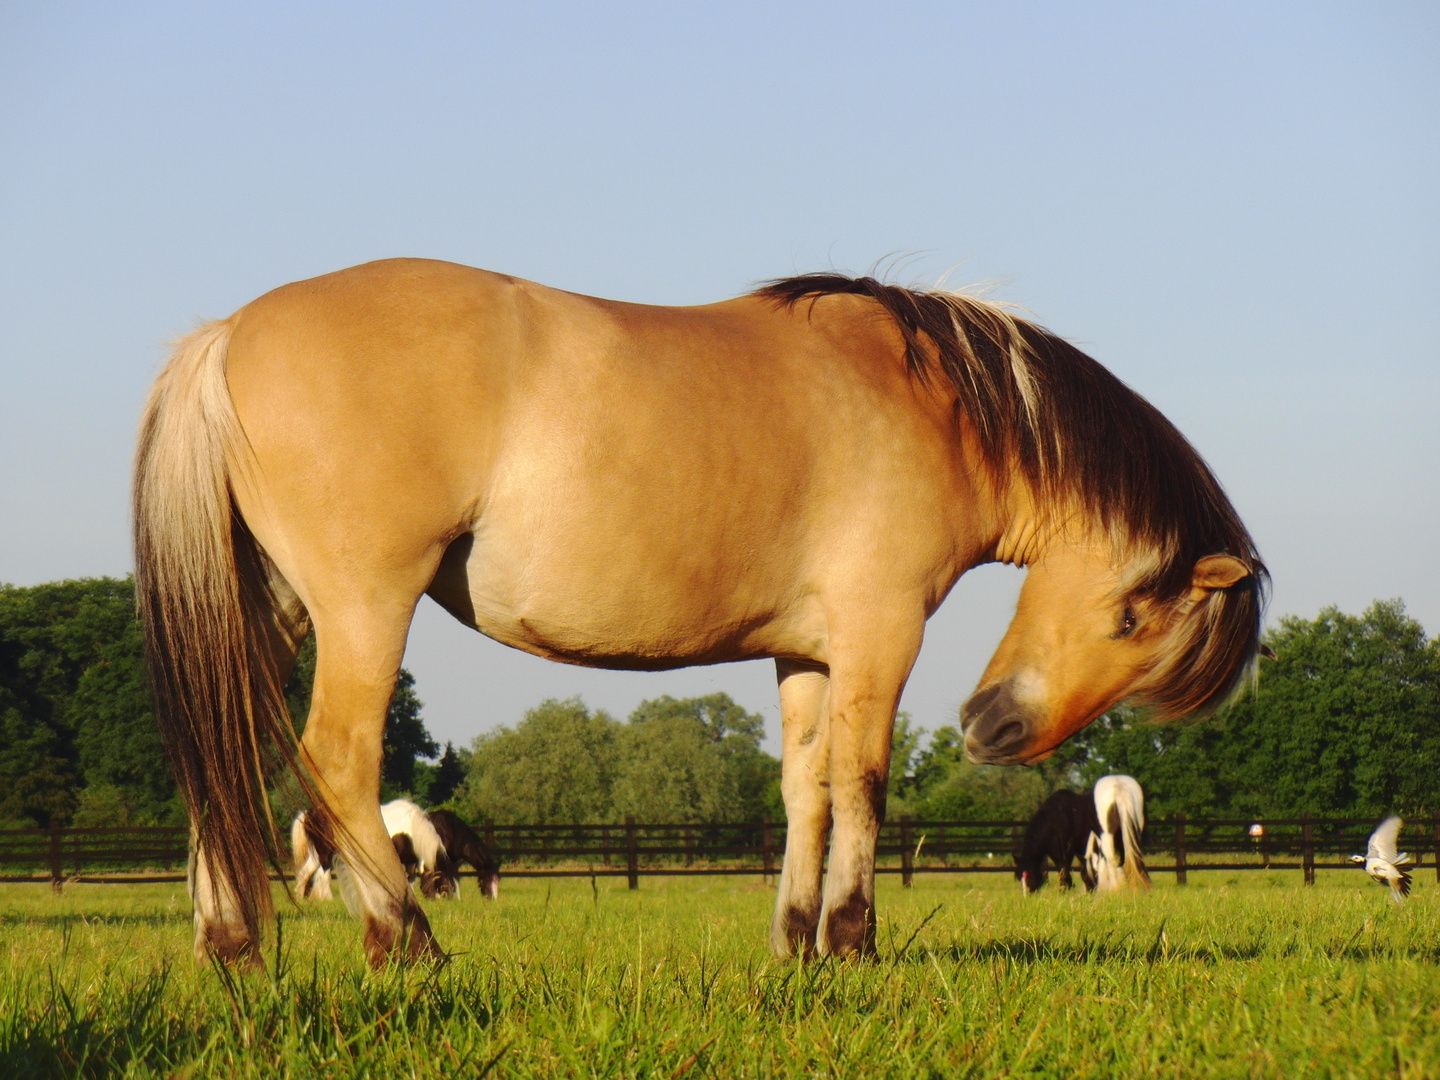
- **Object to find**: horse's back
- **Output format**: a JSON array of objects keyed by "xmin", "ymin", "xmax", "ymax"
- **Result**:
[{"xmin": 221, "ymin": 258, "xmax": 975, "ymax": 669}]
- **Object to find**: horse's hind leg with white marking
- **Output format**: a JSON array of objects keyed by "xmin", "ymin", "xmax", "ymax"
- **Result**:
[
  {"xmin": 301, "ymin": 600, "xmax": 444, "ymax": 965},
  {"xmin": 770, "ymin": 660, "xmax": 831, "ymax": 959}
]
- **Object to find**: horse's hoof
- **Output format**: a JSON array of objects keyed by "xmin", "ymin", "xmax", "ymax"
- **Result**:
[{"xmin": 194, "ymin": 924, "xmax": 262, "ymax": 969}]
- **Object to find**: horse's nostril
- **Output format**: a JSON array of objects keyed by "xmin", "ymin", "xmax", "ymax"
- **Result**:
[
  {"xmin": 992, "ymin": 719, "xmax": 1025, "ymax": 748},
  {"xmin": 961, "ymin": 681, "xmax": 1037, "ymax": 762},
  {"xmin": 961, "ymin": 683, "xmax": 1004, "ymax": 731}
]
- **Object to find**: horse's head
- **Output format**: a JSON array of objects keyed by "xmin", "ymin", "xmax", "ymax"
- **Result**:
[
  {"xmin": 962, "ymin": 541, "xmax": 1261, "ymax": 766},
  {"xmin": 1015, "ymin": 858, "xmax": 1047, "ymax": 895},
  {"xmin": 481, "ymin": 871, "xmax": 501, "ymax": 900}
]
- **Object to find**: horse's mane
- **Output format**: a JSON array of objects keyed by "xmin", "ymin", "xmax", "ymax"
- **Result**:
[{"xmin": 756, "ymin": 274, "xmax": 1268, "ymax": 718}]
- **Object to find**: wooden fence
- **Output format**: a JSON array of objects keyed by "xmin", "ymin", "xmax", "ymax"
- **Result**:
[{"xmin": 3, "ymin": 815, "xmax": 1437, "ymax": 890}]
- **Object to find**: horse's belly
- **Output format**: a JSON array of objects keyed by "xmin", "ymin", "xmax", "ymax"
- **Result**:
[{"xmin": 431, "ymin": 522, "xmax": 818, "ymax": 669}]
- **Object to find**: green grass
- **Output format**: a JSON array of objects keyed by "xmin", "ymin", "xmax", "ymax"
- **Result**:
[{"xmin": 2, "ymin": 870, "xmax": 1438, "ymax": 1078}]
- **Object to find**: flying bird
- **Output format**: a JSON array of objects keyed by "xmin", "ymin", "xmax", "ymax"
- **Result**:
[{"xmin": 1350, "ymin": 816, "xmax": 1413, "ymax": 902}]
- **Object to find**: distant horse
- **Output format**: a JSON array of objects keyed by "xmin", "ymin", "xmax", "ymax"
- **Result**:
[
  {"xmin": 427, "ymin": 809, "xmax": 501, "ymax": 899},
  {"xmin": 381, "ymin": 799, "xmax": 458, "ymax": 899},
  {"xmin": 1015, "ymin": 790, "xmax": 1102, "ymax": 894},
  {"xmin": 293, "ymin": 803, "xmax": 458, "ymax": 902},
  {"xmin": 136, "ymin": 260, "xmax": 1265, "ymax": 965},
  {"xmin": 1087, "ymin": 775, "xmax": 1151, "ymax": 891}
]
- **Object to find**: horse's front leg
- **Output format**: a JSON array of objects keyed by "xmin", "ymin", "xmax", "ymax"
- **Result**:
[
  {"xmin": 818, "ymin": 628, "xmax": 921, "ymax": 959},
  {"xmin": 302, "ymin": 606, "xmax": 443, "ymax": 967},
  {"xmin": 770, "ymin": 660, "xmax": 832, "ymax": 959}
]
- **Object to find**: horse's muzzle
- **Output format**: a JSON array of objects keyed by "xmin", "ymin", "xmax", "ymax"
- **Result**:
[{"xmin": 961, "ymin": 681, "xmax": 1037, "ymax": 765}]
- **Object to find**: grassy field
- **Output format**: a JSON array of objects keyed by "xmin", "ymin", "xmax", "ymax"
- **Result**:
[{"xmin": 2, "ymin": 869, "xmax": 1438, "ymax": 1078}]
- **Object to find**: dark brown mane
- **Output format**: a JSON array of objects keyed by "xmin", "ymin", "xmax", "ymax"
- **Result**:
[{"xmin": 756, "ymin": 273, "xmax": 1268, "ymax": 717}]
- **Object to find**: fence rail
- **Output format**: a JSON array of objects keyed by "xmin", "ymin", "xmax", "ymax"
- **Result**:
[{"xmin": 3, "ymin": 815, "xmax": 1436, "ymax": 890}]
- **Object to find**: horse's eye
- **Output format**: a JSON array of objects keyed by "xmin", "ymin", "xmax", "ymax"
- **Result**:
[{"xmin": 1116, "ymin": 607, "xmax": 1138, "ymax": 638}]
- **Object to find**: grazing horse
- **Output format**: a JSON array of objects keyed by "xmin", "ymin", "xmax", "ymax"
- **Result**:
[
  {"xmin": 1015, "ymin": 789, "xmax": 1102, "ymax": 894},
  {"xmin": 1087, "ymin": 775, "xmax": 1151, "ymax": 891},
  {"xmin": 135, "ymin": 260, "xmax": 1265, "ymax": 965},
  {"xmin": 292, "ymin": 805, "xmax": 456, "ymax": 901},
  {"xmin": 381, "ymin": 799, "xmax": 459, "ymax": 899},
  {"xmin": 427, "ymin": 809, "xmax": 502, "ymax": 899}
]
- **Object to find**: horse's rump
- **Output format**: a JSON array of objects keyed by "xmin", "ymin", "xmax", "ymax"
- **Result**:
[{"xmin": 1091, "ymin": 775, "xmax": 1151, "ymax": 891}]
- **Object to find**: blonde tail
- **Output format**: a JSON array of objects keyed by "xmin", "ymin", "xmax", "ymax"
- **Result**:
[{"xmin": 133, "ymin": 320, "xmax": 314, "ymax": 958}]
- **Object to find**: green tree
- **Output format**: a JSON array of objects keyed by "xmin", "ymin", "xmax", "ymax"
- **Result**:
[
  {"xmin": 895, "ymin": 723, "xmax": 1053, "ymax": 821},
  {"xmin": 381, "ymin": 669, "xmax": 438, "ymax": 797},
  {"xmin": 627, "ymin": 693, "xmax": 780, "ymax": 821},
  {"xmin": 0, "ymin": 577, "xmax": 174, "ymax": 826},
  {"xmin": 424, "ymin": 742, "xmax": 466, "ymax": 807},
  {"xmin": 0, "ymin": 685, "xmax": 75, "ymax": 827},
  {"xmin": 611, "ymin": 711, "xmax": 736, "ymax": 823},
  {"xmin": 887, "ymin": 712, "xmax": 925, "ymax": 807},
  {"xmin": 70, "ymin": 616, "xmax": 177, "ymax": 824},
  {"xmin": 459, "ymin": 698, "xmax": 622, "ymax": 824}
]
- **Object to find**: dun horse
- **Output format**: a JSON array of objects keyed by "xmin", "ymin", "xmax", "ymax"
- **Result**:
[{"xmin": 135, "ymin": 259, "xmax": 1265, "ymax": 965}]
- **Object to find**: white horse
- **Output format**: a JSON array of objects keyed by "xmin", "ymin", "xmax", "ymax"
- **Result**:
[
  {"xmin": 291, "ymin": 810, "xmax": 333, "ymax": 901},
  {"xmin": 381, "ymin": 799, "xmax": 459, "ymax": 898},
  {"xmin": 1086, "ymin": 775, "xmax": 1151, "ymax": 892}
]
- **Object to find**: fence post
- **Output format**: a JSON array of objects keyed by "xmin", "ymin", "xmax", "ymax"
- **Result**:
[
  {"xmin": 762, "ymin": 814, "xmax": 776, "ymax": 885},
  {"xmin": 625, "ymin": 816, "xmax": 639, "ymax": 890},
  {"xmin": 48, "ymin": 822, "xmax": 63, "ymax": 892},
  {"xmin": 1174, "ymin": 813, "xmax": 1188, "ymax": 886},
  {"xmin": 1433, "ymin": 817, "xmax": 1439, "ymax": 883},
  {"xmin": 900, "ymin": 815, "xmax": 914, "ymax": 888},
  {"xmin": 1302, "ymin": 812, "xmax": 1315, "ymax": 886}
]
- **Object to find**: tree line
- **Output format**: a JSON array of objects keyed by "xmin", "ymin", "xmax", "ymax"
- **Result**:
[{"xmin": 2, "ymin": 576, "xmax": 1436, "ymax": 829}]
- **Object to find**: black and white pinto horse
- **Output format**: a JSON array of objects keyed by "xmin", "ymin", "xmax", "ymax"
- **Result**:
[
  {"xmin": 293, "ymin": 800, "xmax": 499, "ymax": 902},
  {"xmin": 427, "ymin": 808, "xmax": 502, "ymax": 899},
  {"xmin": 1016, "ymin": 775, "xmax": 1150, "ymax": 894}
]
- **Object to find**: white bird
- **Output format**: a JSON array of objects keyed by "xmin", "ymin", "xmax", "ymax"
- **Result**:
[{"xmin": 1350, "ymin": 816, "xmax": 1413, "ymax": 902}]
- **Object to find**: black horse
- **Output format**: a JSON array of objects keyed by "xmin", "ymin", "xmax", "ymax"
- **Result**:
[
  {"xmin": 1015, "ymin": 789, "xmax": 1102, "ymax": 894},
  {"xmin": 427, "ymin": 809, "xmax": 502, "ymax": 898}
]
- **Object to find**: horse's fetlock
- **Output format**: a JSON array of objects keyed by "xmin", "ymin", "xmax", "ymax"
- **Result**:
[{"xmin": 822, "ymin": 886, "xmax": 876, "ymax": 959}]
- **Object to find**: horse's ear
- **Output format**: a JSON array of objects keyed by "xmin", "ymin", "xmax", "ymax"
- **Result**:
[{"xmin": 1189, "ymin": 554, "xmax": 1251, "ymax": 594}]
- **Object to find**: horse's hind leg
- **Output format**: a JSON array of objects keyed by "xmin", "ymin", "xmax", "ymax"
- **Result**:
[
  {"xmin": 770, "ymin": 660, "xmax": 831, "ymax": 959},
  {"xmin": 301, "ymin": 600, "xmax": 443, "ymax": 966}
]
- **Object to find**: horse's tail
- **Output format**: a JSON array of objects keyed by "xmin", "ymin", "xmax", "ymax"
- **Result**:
[
  {"xmin": 290, "ymin": 812, "xmax": 310, "ymax": 894},
  {"xmin": 1115, "ymin": 794, "xmax": 1151, "ymax": 890},
  {"xmin": 134, "ymin": 319, "xmax": 314, "ymax": 950}
]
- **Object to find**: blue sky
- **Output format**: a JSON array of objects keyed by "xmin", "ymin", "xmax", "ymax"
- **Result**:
[{"xmin": 1, "ymin": 2, "xmax": 1436, "ymax": 750}]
